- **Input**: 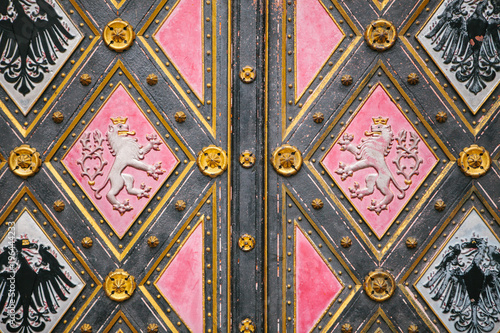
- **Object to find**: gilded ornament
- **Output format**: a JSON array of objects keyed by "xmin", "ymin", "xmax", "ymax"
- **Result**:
[
  {"xmin": 174, "ymin": 111, "xmax": 186, "ymax": 123},
  {"xmin": 312, "ymin": 112, "xmax": 324, "ymax": 123},
  {"xmin": 436, "ymin": 111, "xmax": 447, "ymax": 123},
  {"xmin": 341, "ymin": 75, "xmax": 353, "ymax": 86},
  {"xmin": 104, "ymin": 269, "xmax": 136, "ymax": 302},
  {"xmin": 458, "ymin": 144, "xmax": 491, "ymax": 178},
  {"xmin": 81, "ymin": 237, "xmax": 93, "ymax": 248},
  {"xmin": 81, "ymin": 324, "xmax": 92, "ymax": 333},
  {"xmin": 239, "ymin": 318, "xmax": 256, "ymax": 333},
  {"xmin": 364, "ymin": 268, "xmax": 395, "ymax": 302},
  {"xmin": 434, "ymin": 199, "xmax": 446, "ymax": 211},
  {"xmin": 407, "ymin": 73, "xmax": 419, "ymax": 85},
  {"xmin": 239, "ymin": 150, "xmax": 256, "ymax": 168},
  {"xmin": 146, "ymin": 74, "xmax": 158, "ymax": 86},
  {"xmin": 238, "ymin": 234, "xmax": 256, "ymax": 252},
  {"xmin": 80, "ymin": 74, "xmax": 91, "ymax": 86},
  {"xmin": 52, "ymin": 111, "xmax": 64, "ymax": 123},
  {"xmin": 147, "ymin": 236, "xmax": 159, "ymax": 248},
  {"xmin": 103, "ymin": 18, "xmax": 135, "ymax": 52},
  {"xmin": 9, "ymin": 145, "xmax": 42, "ymax": 179},
  {"xmin": 341, "ymin": 323, "xmax": 353, "ymax": 333},
  {"xmin": 311, "ymin": 198, "xmax": 324, "ymax": 209},
  {"xmin": 341, "ymin": 236, "xmax": 352, "ymax": 248},
  {"xmin": 239, "ymin": 66, "xmax": 256, "ymax": 83},
  {"xmin": 271, "ymin": 145, "xmax": 303, "ymax": 177},
  {"xmin": 408, "ymin": 324, "xmax": 419, "ymax": 333},
  {"xmin": 364, "ymin": 19, "xmax": 397, "ymax": 52},
  {"xmin": 175, "ymin": 200, "xmax": 186, "ymax": 211},
  {"xmin": 147, "ymin": 323, "xmax": 159, "ymax": 333},
  {"xmin": 53, "ymin": 200, "xmax": 65, "ymax": 212},
  {"xmin": 406, "ymin": 237, "xmax": 418, "ymax": 249},
  {"xmin": 197, "ymin": 145, "xmax": 228, "ymax": 178}
]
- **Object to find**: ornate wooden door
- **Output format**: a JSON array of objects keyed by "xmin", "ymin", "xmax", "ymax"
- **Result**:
[{"xmin": 1, "ymin": 0, "xmax": 500, "ymax": 332}]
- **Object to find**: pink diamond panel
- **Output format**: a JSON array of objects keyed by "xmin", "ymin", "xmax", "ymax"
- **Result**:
[
  {"xmin": 156, "ymin": 223, "xmax": 203, "ymax": 333},
  {"xmin": 322, "ymin": 85, "xmax": 437, "ymax": 238},
  {"xmin": 63, "ymin": 85, "xmax": 178, "ymax": 237},
  {"xmin": 155, "ymin": 0, "xmax": 203, "ymax": 98},
  {"xmin": 296, "ymin": 227, "xmax": 342, "ymax": 333},
  {"xmin": 296, "ymin": 0, "xmax": 343, "ymax": 98}
]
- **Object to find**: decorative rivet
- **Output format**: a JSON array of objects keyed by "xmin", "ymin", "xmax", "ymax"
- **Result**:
[
  {"xmin": 53, "ymin": 200, "xmax": 65, "ymax": 212},
  {"xmin": 175, "ymin": 200, "xmax": 186, "ymax": 211},
  {"xmin": 80, "ymin": 74, "xmax": 91, "ymax": 86},
  {"xmin": 341, "ymin": 323, "xmax": 353, "ymax": 333},
  {"xmin": 312, "ymin": 112, "xmax": 324, "ymax": 123},
  {"xmin": 52, "ymin": 111, "xmax": 64, "ymax": 123},
  {"xmin": 103, "ymin": 18, "xmax": 135, "ymax": 52},
  {"xmin": 364, "ymin": 268, "xmax": 395, "ymax": 302},
  {"xmin": 175, "ymin": 111, "xmax": 186, "ymax": 123},
  {"xmin": 434, "ymin": 199, "xmax": 446, "ymax": 211},
  {"xmin": 239, "ymin": 66, "xmax": 256, "ymax": 83},
  {"xmin": 436, "ymin": 111, "xmax": 447, "ymax": 123},
  {"xmin": 104, "ymin": 269, "xmax": 136, "ymax": 302},
  {"xmin": 364, "ymin": 19, "xmax": 397, "ymax": 52},
  {"xmin": 9, "ymin": 145, "xmax": 42, "ymax": 179},
  {"xmin": 81, "ymin": 237, "xmax": 93, "ymax": 248},
  {"xmin": 406, "ymin": 237, "xmax": 418, "ymax": 249},
  {"xmin": 148, "ymin": 236, "xmax": 159, "ymax": 248},
  {"xmin": 80, "ymin": 324, "xmax": 92, "ymax": 333},
  {"xmin": 197, "ymin": 145, "xmax": 228, "ymax": 178},
  {"xmin": 341, "ymin": 236, "xmax": 352, "ymax": 248},
  {"xmin": 146, "ymin": 74, "xmax": 158, "ymax": 86},
  {"xmin": 408, "ymin": 324, "xmax": 418, "ymax": 333},
  {"xmin": 271, "ymin": 145, "xmax": 303, "ymax": 177},
  {"xmin": 341, "ymin": 75, "xmax": 353, "ymax": 86},
  {"xmin": 147, "ymin": 323, "xmax": 159, "ymax": 333},
  {"xmin": 458, "ymin": 144, "xmax": 491, "ymax": 178},
  {"xmin": 311, "ymin": 198, "xmax": 323, "ymax": 209},
  {"xmin": 240, "ymin": 150, "xmax": 256, "ymax": 168},
  {"xmin": 238, "ymin": 234, "xmax": 256, "ymax": 252},
  {"xmin": 239, "ymin": 318, "xmax": 256, "ymax": 333},
  {"xmin": 407, "ymin": 73, "xmax": 419, "ymax": 85}
]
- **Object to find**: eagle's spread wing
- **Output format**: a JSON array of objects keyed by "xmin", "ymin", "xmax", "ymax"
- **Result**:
[
  {"xmin": 32, "ymin": 245, "xmax": 75, "ymax": 313},
  {"xmin": 0, "ymin": 247, "xmax": 17, "ymax": 313}
]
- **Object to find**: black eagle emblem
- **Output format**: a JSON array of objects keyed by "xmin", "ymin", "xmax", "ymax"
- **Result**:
[
  {"xmin": 425, "ymin": 0, "xmax": 500, "ymax": 95},
  {"xmin": 0, "ymin": 238, "xmax": 76, "ymax": 333},
  {"xmin": 424, "ymin": 237, "xmax": 500, "ymax": 333},
  {"xmin": 0, "ymin": 0, "xmax": 75, "ymax": 96}
]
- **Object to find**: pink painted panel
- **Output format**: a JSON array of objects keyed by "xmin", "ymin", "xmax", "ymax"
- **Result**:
[
  {"xmin": 322, "ymin": 85, "xmax": 437, "ymax": 238},
  {"xmin": 156, "ymin": 0, "xmax": 203, "ymax": 98},
  {"xmin": 156, "ymin": 223, "xmax": 203, "ymax": 333},
  {"xmin": 296, "ymin": 227, "xmax": 342, "ymax": 333},
  {"xmin": 63, "ymin": 85, "xmax": 178, "ymax": 237},
  {"xmin": 296, "ymin": 0, "xmax": 343, "ymax": 98}
]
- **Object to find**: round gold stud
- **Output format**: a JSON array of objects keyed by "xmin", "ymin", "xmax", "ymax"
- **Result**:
[
  {"xmin": 407, "ymin": 73, "xmax": 419, "ymax": 85},
  {"xmin": 271, "ymin": 145, "xmax": 302, "ymax": 177},
  {"xmin": 104, "ymin": 269, "xmax": 136, "ymax": 302},
  {"xmin": 239, "ymin": 318, "xmax": 256, "ymax": 333},
  {"xmin": 197, "ymin": 145, "xmax": 228, "ymax": 178},
  {"xmin": 175, "ymin": 111, "xmax": 186, "ymax": 123},
  {"xmin": 146, "ymin": 74, "xmax": 158, "ymax": 86},
  {"xmin": 103, "ymin": 18, "xmax": 135, "ymax": 52},
  {"xmin": 175, "ymin": 200, "xmax": 186, "ymax": 211},
  {"xmin": 436, "ymin": 111, "xmax": 447, "ymax": 123},
  {"xmin": 341, "ymin": 236, "xmax": 352, "ymax": 248},
  {"xmin": 406, "ymin": 237, "xmax": 417, "ymax": 249},
  {"xmin": 53, "ymin": 200, "xmax": 65, "ymax": 212},
  {"xmin": 9, "ymin": 145, "xmax": 42, "ymax": 179},
  {"xmin": 341, "ymin": 75, "xmax": 353, "ymax": 86},
  {"xmin": 238, "ymin": 234, "xmax": 256, "ymax": 252},
  {"xmin": 312, "ymin": 112, "xmax": 324, "ymax": 123},
  {"xmin": 52, "ymin": 111, "xmax": 64, "ymax": 123},
  {"xmin": 147, "ymin": 323, "xmax": 159, "ymax": 333},
  {"xmin": 239, "ymin": 150, "xmax": 256, "ymax": 168},
  {"xmin": 80, "ymin": 324, "xmax": 92, "ymax": 333},
  {"xmin": 239, "ymin": 66, "xmax": 256, "ymax": 83},
  {"xmin": 341, "ymin": 323, "xmax": 353, "ymax": 333},
  {"xmin": 311, "ymin": 198, "xmax": 323, "ymax": 209},
  {"xmin": 434, "ymin": 199, "xmax": 446, "ymax": 211},
  {"xmin": 364, "ymin": 268, "xmax": 395, "ymax": 302},
  {"xmin": 147, "ymin": 236, "xmax": 159, "ymax": 248},
  {"xmin": 408, "ymin": 324, "xmax": 419, "ymax": 333},
  {"xmin": 458, "ymin": 144, "xmax": 491, "ymax": 178},
  {"xmin": 80, "ymin": 74, "xmax": 91, "ymax": 86},
  {"xmin": 364, "ymin": 19, "xmax": 397, "ymax": 52},
  {"xmin": 81, "ymin": 237, "xmax": 93, "ymax": 248}
]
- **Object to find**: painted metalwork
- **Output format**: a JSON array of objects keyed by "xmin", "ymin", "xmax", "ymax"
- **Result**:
[
  {"xmin": 238, "ymin": 234, "xmax": 256, "ymax": 252},
  {"xmin": 8, "ymin": 145, "xmax": 41, "ymax": 178},
  {"xmin": 364, "ymin": 19, "xmax": 397, "ymax": 52},
  {"xmin": 271, "ymin": 145, "xmax": 303, "ymax": 177},
  {"xmin": 239, "ymin": 66, "xmax": 256, "ymax": 83},
  {"xmin": 239, "ymin": 150, "xmax": 256, "ymax": 168},
  {"xmin": 104, "ymin": 269, "xmax": 136, "ymax": 302},
  {"xmin": 363, "ymin": 269, "xmax": 395, "ymax": 302},
  {"xmin": 197, "ymin": 145, "xmax": 228, "ymax": 178},
  {"xmin": 458, "ymin": 144, "xmax": 491, "ymax": 178},
  {"xmin": 103, "ymin": 19, "xmax": 135, "ymax": 52}
]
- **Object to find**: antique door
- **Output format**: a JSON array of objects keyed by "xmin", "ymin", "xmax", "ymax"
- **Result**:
[{"xmin": 0, "ymin": 0, "xmax": 500, "ymax": 332}]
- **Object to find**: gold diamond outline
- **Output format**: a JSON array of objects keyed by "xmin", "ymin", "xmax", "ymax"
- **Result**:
[
  {"xmin": 360, "ymin": 307, "xmax": 398, "ymax": 333},
  {"xmin": 102, "ymin": 310, "xmax": 138, "ymax": 333}
]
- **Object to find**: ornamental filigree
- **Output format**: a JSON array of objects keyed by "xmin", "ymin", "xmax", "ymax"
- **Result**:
[
  {"xmin": 364, "ymin": 19, "xmax": 396, "ymax": 52},
  {"xmin": 104, "ymin": 269, "xmax": 136, "ymax": 302},
  {"xmin": 197, "ymin": 145, "xmax": 228, "ymax": 178},
  {"xmin": 103, "ymin": 19, "xmax": 135, "ymax": 52},
  {"xmin": 364, "ymin": 268, "xmax": 395, "ymax": 302},
  {"xmin": 458, "ymin": 144, "xmax": 490, "ymax": 178},
  {"xmin": 271, "ymin": 145, "xmax": 302, "ymax": 177},
  {"xmin": 9, "ymin": 145, "xmax": 42, "ymax": 179}
]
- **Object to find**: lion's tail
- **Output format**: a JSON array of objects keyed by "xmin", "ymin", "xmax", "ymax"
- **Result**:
[
  {"xmin": 392, "ymin": 177, "xmax": 410, "ymax": 200},
  {"xmin": 92, "ymin": 178, "xmax": 109, "ymax": 200}
]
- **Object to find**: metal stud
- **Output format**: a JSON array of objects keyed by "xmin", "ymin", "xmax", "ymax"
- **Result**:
[
  {"xmin": 53, "ymin": 200, "xmax": 65, "ymax": 212},
  {"xmin": 312, "ymin": 112, "xmax": 324, "ymax": 123},
  {"xmin": 147, "ymin": 236, "xmax": 159, "ymax": 248},
  {"xmin": 81, "ymin": 237, "xmax": 93, "ymax": 248},
  {"xmin": 146, "ymin": 74, "xmax": 158, "ymax": 86},
  {"xmin": 341, "ymin": 236, "xmax": 352, "ymax": 248},
  {"xmin": 238, "ymin": 234, "xmax": 256, "ymax": 252},
  {"xmin": 406, "ymin": 237, "xmax": 418, "ymax": 249},
  {"xmin": 407, "ymin": 73, "xmax": 419, "ymax": 85},
  {"xmin": 311, "ymin": 198, "xmax": 323, "ymax": 209},
  {"xmin": 341, "ymin": 75, "xmax": 353, "ymax": 86},
  {"xmin": 52, "ymin": 111, "xmax": 64, "ymax": 123},
  {"xmin": 434, "ymin": 199, "xmax": 446, "ymax": 211},
  {"xmin": 175, "ymin": 200, "xmax": 186, "ymax": 211},
  {"xmin": 174, "ymin": 111, "xmax": 186, "ymax": 123},
  {"xmin": 436, "ymin": 111, "xmax": 447, "ymax": 123},
  {"xmin": 80, "ymin": 74, "xmax": 91, "ymax": 86}
]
